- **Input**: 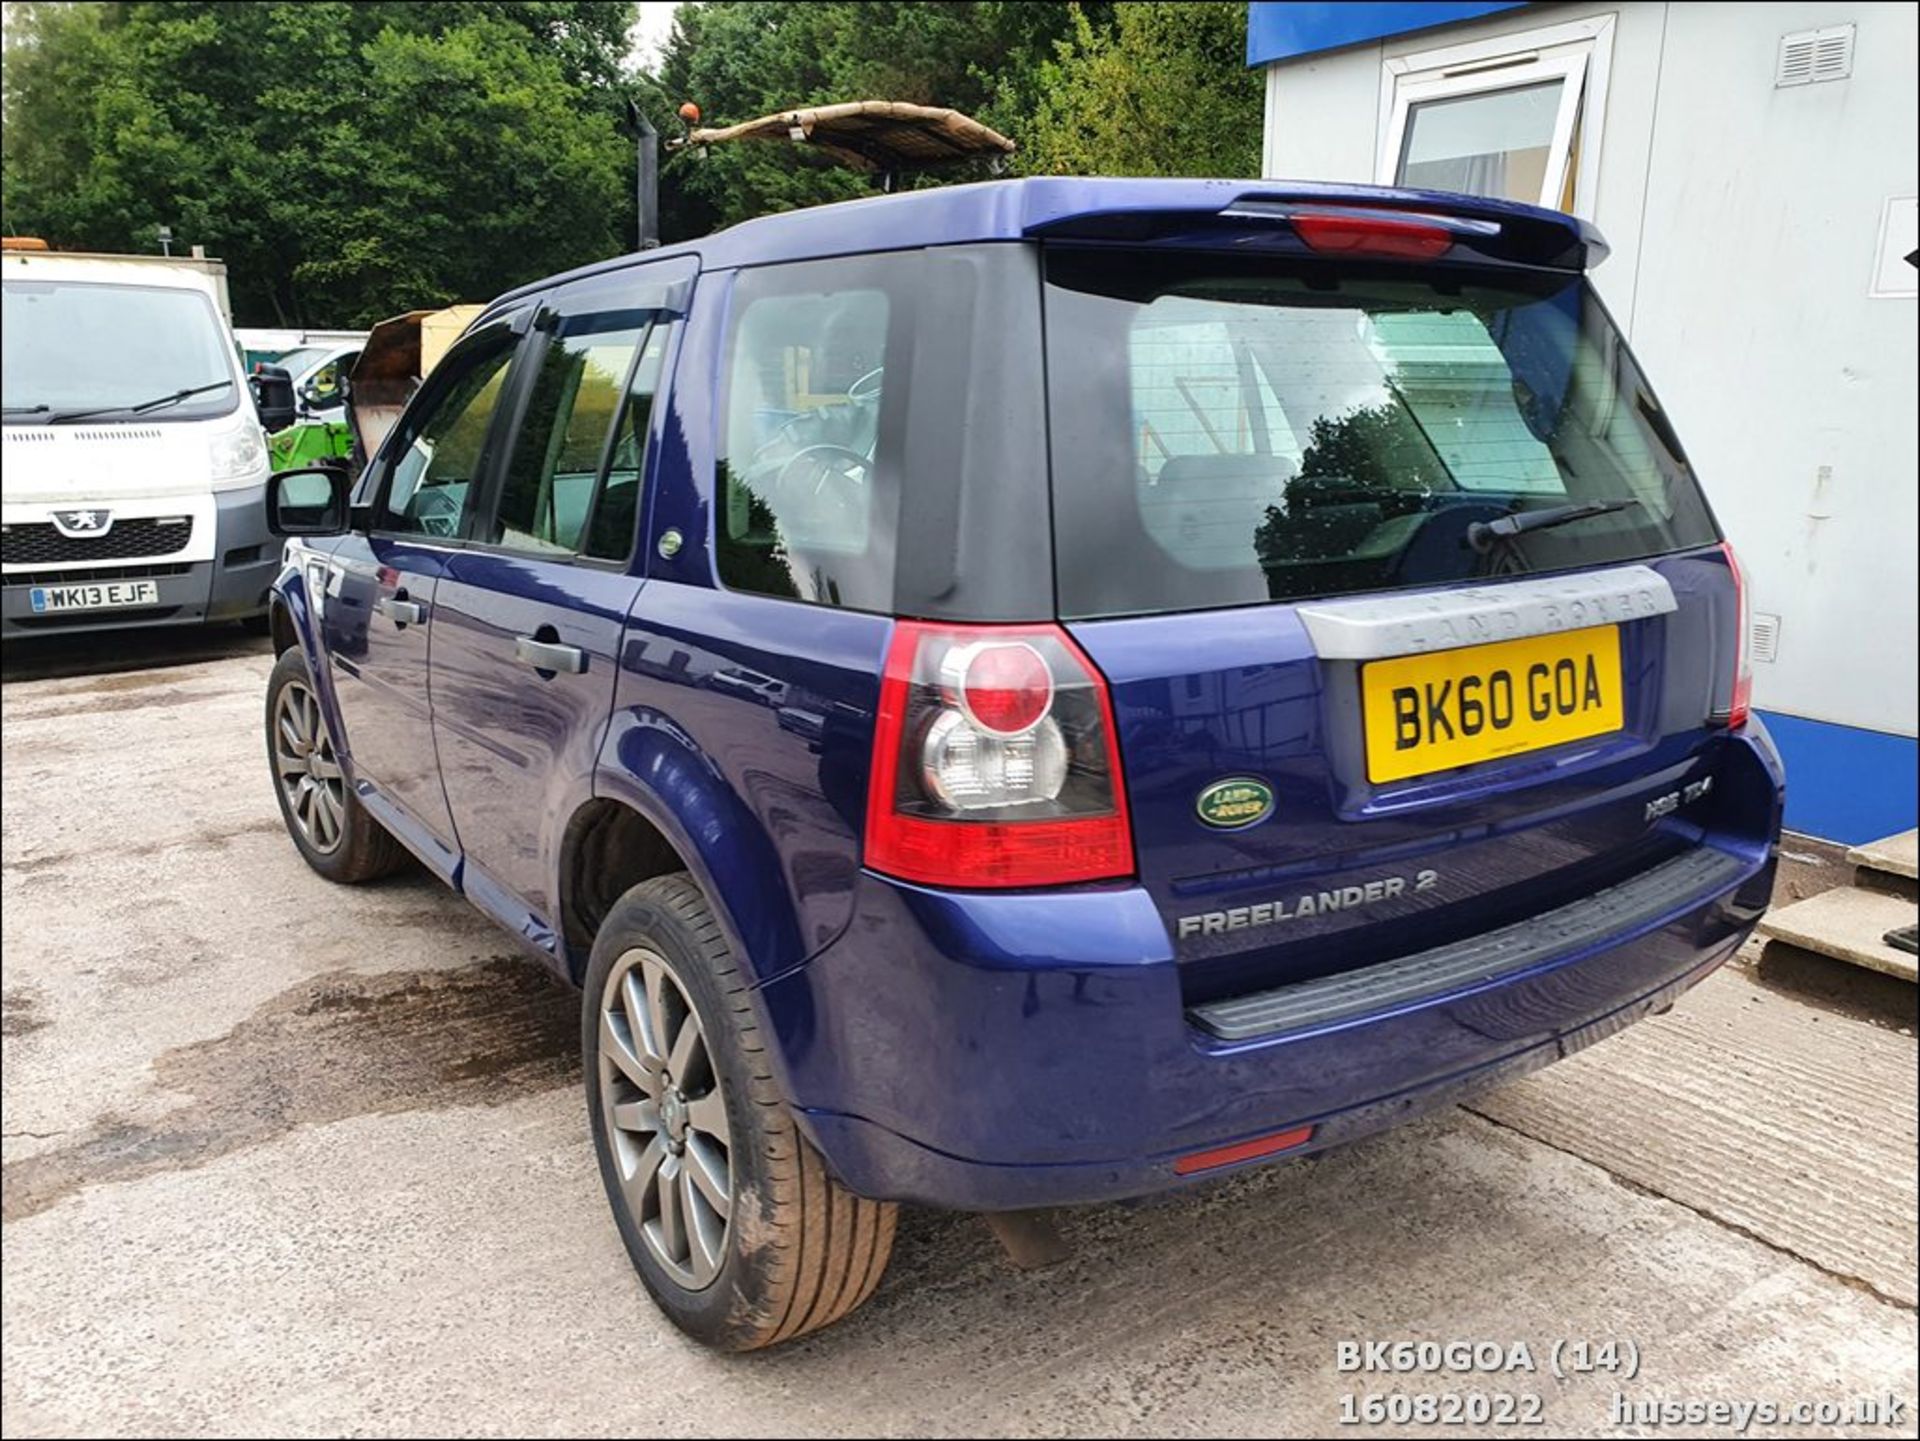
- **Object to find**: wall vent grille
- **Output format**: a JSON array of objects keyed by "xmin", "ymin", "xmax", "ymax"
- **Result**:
[
  {"xmin": 1751, "ymin": 612, "xmax": 1782, "ymax": 665},
  {"xmin": 1777, "ymin": 25, "xmax": 1855, "ymax": 86}
]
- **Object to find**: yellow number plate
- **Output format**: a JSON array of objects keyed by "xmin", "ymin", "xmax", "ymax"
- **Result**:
[{"xmin": 1361, "ymin": 624, "xmax": 1624, "ymax": 783}]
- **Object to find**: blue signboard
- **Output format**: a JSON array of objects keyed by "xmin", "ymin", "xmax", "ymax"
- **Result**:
[{"xmin": 1248, "ymin": 2, "xmax": 1530, "ymax": 67}]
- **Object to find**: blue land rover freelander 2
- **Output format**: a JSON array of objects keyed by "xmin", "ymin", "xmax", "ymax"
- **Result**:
[{"xmin": 261, "ymin": 178, "xmax": 1783, "ymax": 1351}]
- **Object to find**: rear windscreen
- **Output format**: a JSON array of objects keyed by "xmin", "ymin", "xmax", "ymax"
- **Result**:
[{"xmin": 1043, "ymin": 248, "xmax": 1720, "ymax": 619}]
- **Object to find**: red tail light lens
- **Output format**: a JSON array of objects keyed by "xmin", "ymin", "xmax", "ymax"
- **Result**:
[
  {"xmin": 864, "ymin": 621, "xmax": 1134, "ymax": 888},
  {"xmin": 947, "ymin": 640, "xmax": 1053, "ymax": 736},
  {"xmin": 1716, "ymin": 541, "xmax": 1753, "ymax": 730},
  {"xmin": 1291, "ymin": 210, "xmax": 1454, "ymax": 260}
]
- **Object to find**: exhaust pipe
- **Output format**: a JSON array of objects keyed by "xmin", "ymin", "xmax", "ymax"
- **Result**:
[{"xmin": 627, "ymin": 100, "xmax": 660, "ymax": 252}]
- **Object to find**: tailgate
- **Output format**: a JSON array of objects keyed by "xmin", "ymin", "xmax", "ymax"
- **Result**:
[{"xmin": 1070, "ymin": 550, "xmax": 1749, "ymax": 1006}]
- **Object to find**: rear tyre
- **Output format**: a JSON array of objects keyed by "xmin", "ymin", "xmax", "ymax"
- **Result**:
[
  {"xmin": 264, "ymin": 647, "xmax": 407, "ymax": 883},
  {"xmin": 584, "ymin": 872, "xmax": 896, "ymax": 1351}
]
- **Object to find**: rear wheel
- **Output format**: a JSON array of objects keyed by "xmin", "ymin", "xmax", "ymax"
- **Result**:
[
  {"xmin": 584, "ymin": 873, "xmax": 896, "ymax": 1350},
  {"xmin": 264, "ymin": 647, "xmax": 407, "ymax": 883}
]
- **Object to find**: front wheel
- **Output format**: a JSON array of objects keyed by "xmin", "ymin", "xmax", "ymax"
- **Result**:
[
  {"xmin": 584, "ymin": 873, "xmax": 896, "ymax": 1350},
  {"xmin": 264, "ymin": 647, "xmax": 407, "ymax": 883}
]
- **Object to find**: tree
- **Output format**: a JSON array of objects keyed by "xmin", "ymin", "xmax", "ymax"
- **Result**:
[
  {"xmin": 2, "ymin": 1, "xmax": 638, "ymax": 326},
  {"xmin": 3, "ymin": 1, "xmax": 1270, "ymax": 323},
  {"xmin": 1009, "ymin": 2, "xmax": 1261, "ymax": 178}
]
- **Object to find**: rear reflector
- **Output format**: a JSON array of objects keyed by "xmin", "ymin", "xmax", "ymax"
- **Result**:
[
  {"xmin": 1171, "ymin": 1124, "xmax": 1316, "ymax": 1176},
  {"xmin": 1291, "ymin": 211, "xmax": 1454, "ymax": 260}
]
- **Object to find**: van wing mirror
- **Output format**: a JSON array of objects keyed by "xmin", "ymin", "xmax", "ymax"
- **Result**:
[
  {"xmin": 251, "ymin": 364, "xmax": 297, "ymax": 433},
  {"xmin": 266, "ymin": 463, "xmax": 350, "ymax": 537}
]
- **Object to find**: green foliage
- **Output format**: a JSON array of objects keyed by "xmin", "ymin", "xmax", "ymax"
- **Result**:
[
  {"xmin": 1298, "ymin": 402, "xmax": 1448, "ymax": 491},
  {"xmin": 3, "ymin": 1, "xmax": 638, "ymax": 325},
  {"xmin": 1010, "ymin": 2, "xmax": 1262, "ymax": 178},
  {"xmin": 4, "ymin": 1, "xmax": 1264, "ymax": 324}
]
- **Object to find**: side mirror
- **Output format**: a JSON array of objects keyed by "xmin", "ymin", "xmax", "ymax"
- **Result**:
[
  {"xmin": 266, "ymin": 464, "xmax": 350, "ymax": 537},
  {"xmin": 250, "ymin": 364, "xmax": 297, "ymax": 433}
]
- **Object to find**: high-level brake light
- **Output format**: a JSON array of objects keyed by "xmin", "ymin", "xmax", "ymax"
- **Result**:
[{"xmin": 1291, "ymin": 210, "xmax": 1455, "ymax": 261}]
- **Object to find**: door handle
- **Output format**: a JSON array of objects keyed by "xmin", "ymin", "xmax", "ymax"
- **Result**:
[
  {"xmin": 374, "ymin": 595, "xmax": 425, "ymax": 627},
  {"xmin": 515, "ymin": 635, "xmax": 588, "ymax": 675}
]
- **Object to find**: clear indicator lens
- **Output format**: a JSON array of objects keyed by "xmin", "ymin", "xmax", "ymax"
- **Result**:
[{"xmin": 921, "ymin": 709, "xmax": 1068, "ymax": 811}]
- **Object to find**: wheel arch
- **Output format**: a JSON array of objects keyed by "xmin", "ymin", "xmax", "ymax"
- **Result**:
[
  {"xmin": 555, "ymin": 797, "xmax": 690, "ymax": 983},
  {"xmin": 581, "ymin": 711, "xmax": 810, "ymax": 994},
  {"xmin": 268, "ymin": 593, "xmax": 299, "ymax": 655}
]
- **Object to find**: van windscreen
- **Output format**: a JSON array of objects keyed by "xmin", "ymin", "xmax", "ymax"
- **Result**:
[
  {"xmin": 2, "ymin": 281, "xmax": 237, "ymax": 423},
  {"xmin": 1043, "ymin": 248, "xmax": 1720, "ymax": 619}
]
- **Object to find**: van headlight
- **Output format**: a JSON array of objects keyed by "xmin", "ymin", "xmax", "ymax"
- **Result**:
[{"xmin": 209, "ymin": 423, "xmax": 268, "ymax": 489}]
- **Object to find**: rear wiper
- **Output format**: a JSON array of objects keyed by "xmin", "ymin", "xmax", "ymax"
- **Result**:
[
  {"xmin": 3, "ymin": 404, "xmax": 52, "ymax": 416},
  {"xmin": 47, "ymin": 380, "xmax": 233, "ymax": 424},
  {"xmin": 1467, "ymin": 499, "xmax": 1640, "ymax": 553}
]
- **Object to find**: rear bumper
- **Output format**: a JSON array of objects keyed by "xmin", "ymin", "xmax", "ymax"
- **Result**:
[
  {"xmin": 764, "ymin": 726, "xmax": 1784, "ymax": 1211},
  {"xmin": 1, "ymin": 485, "xmax": 276, "ymax": 637}
]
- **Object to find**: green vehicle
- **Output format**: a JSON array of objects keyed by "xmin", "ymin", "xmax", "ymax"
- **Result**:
[{"xmin": 266, "ymin": 305, "xmax": 481, "ymax": 473}]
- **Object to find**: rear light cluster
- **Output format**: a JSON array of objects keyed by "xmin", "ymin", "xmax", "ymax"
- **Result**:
[
  {"xmin": 1716, "ymin": 541, "xmax": 1754, "ymax": 730},
  {"xmin": 863, "ymin": 622, "xmax": 1134, "ymax": 888}
]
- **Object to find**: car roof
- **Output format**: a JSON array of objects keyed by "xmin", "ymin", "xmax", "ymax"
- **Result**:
[{"xmin": 486, "ymin": 175, "xmax": 1607, "ymax": 315}]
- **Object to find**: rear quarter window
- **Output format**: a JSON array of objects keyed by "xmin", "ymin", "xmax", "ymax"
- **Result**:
[
  {"xmin": 709, "ymin": 246, "xmax": 1055, "ymax": 622},
  {"xmin": 716, "ymin": 258, "xmax": 905, "ymax": 610}
]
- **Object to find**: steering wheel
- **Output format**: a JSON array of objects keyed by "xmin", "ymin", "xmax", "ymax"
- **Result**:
[
  {"xmin": 848, "ymin": 366, "xmax": 884, "ymax": 401},
  {"xmin": 774, "ymin": 443, "xmax": 872, "ymax": 497},
  {"xmin": 411, "ymin": 484, "xmax": 464, "ymax": 538}
]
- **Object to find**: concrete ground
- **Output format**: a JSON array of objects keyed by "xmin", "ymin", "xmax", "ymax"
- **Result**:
[{"xmin": 3, "ymin": 635, "xmax": 1916, "ymax": 1439}]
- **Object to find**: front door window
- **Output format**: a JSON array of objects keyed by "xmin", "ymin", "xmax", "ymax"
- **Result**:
[{"xmin": 379, "ymin": 346, "xmax": 515, "ymax": 540}]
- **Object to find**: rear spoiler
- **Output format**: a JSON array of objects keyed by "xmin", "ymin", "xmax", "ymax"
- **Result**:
[{"xmin": 1024, "ymin": 183, "xmax": 1607, "ymax": 272}]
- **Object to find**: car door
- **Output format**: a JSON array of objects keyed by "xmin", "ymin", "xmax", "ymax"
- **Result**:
[
  {"xmin": 320, "ymin": 310, "xmax": 530, "ymax": 875},
  {"xmin": 429, "ymin": 264, "xmax": 689, "ymax": 949}
]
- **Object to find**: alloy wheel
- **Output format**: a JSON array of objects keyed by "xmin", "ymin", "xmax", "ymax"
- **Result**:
[
  {"xmin": 597, "ymin": 946, "xmax": 733, "ymax": 1291},
  {"xmin": 272, "ymin": 678, "xmax": 345, "ymax": 853}
]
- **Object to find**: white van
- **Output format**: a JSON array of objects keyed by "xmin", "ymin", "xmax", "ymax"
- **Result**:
[{"xmin": 2, "ymin": 243, "xmax": 276, "ymax": 637}]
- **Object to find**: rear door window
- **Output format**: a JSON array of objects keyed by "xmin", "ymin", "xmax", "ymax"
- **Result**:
[
  {"xmin": 1045, "ymin": 247, "xmax": 1719, "ymax": 618},
  {"xmin": 487, "ymin": 313, "xmax": 650, "ymax": 557},
  {"xmin": 585, "ymin": 322, "xmax": 670, "ymax": 562}
]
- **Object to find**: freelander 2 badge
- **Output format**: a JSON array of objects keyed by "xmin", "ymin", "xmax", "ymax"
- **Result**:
[{"xmin": 1195, "ymin": 776, "xmax": 1274, "ymax": 830}]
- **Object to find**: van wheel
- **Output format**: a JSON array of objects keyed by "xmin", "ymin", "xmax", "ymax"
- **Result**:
[
  {"xmin": 264, "ymin": 648, "xmax": 407, "ymax": 883},
  {"xmin": 584, "ymin": 873, "xmax": 896, "ymax": 1351}
]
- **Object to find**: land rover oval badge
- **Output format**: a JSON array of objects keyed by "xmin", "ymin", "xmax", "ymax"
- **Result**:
[{"xmin": 1196, "ymin": 777, "xmax": 1274, "ymax": 830}]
